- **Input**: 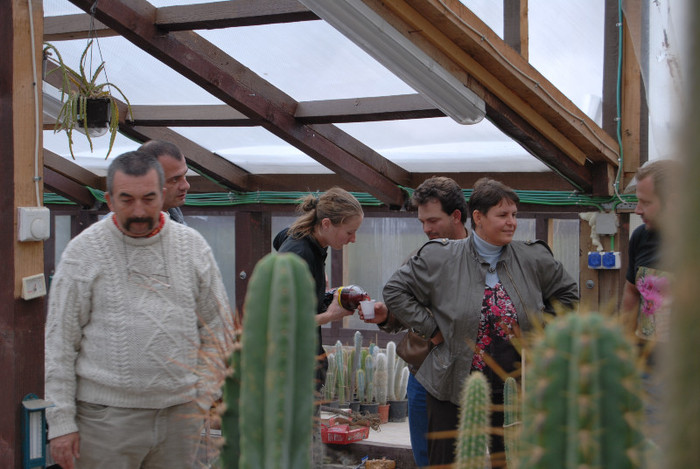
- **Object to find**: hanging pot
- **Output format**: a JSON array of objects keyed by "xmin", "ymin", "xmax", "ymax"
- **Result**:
[{"xmin": 78, "ymin": 97, "xmax": 111, "ymax": 137}]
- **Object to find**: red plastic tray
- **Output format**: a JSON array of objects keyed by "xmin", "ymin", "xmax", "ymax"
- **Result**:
[{"xmin": 321, "ymin": 422, "xmax": 370, "ymax": 444}]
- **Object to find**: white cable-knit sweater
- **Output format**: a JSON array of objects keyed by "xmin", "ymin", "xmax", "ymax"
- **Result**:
[{"xmin": 45, "ymin": 214, "xmax": 231, "ymax": 440}]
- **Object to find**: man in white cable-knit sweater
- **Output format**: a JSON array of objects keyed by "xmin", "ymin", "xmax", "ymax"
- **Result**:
[{"xmin": 46, "ymin": 151, "xmax": 231, "ymax": 469}]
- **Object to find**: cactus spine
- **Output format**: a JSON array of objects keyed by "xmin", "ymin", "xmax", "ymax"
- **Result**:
[
  {"xmin": 455, "ymin": 371, "xmax": 491, "ymax": 469},
  {"xmin": 503, "ymin": 376, "xmax": 520, "ymax": 469},
  {"xmin": 386, "ymin": 341, "xmax": 396, "ymax": 401},
  {"xmin": 235, "ymin": 252, "xmax": 317, "ymax": 469},
  {"xmin": 374, "ymin": 352, "xmax": 388, "ymax": 405},
  {"xmin": 520, "ymin": 312, "xmax": 646, "ymax": 469}
]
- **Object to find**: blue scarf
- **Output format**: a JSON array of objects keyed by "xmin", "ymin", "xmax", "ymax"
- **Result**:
[{"xmin": 472, "ymin": 231, "xmax": 504, "ymax": 288}]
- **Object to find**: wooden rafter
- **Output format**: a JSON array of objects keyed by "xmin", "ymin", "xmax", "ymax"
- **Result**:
[
  {"xmin": 125, "ymin": 94, "xmax": 443, "ymax": 127},
  {"xmin": 44, "ymin": 167, "xmax": 97, "ymax": 207},
  {"xmin": 66, "ymin": 0, "xmax": 408, "ymax": 207},
  {"xmin": 44, "ymin": 149, "xmax": 104, "ymax": 190},
  {"xmin": 44, "ymin": 0, "xmax": 319, "ymax": 41}
]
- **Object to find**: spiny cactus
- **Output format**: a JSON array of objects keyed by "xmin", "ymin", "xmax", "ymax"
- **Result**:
[
  {"xmin": 369, "ymin": 342, "xmax": 378, "ymax": 359},
  {"xmin": 323, "ymin": 364, "xmax": 337, "ymax": 403},
  {"xmin": 220, "ymin": 343, "xmax": 242, "ymax": 469},
  {"xmin": 356, "ymin": 369, "xmax": 365, "ymax": 404},
  {"xmin": 386, "ymin": 341, "xmax": 396, "ymax": 401},
  {"xmin": 233, "ymin": 252, "xmax": 317, "ymax": 469},
  {"xmin": 503, "ymin": 376, "xmax": 520, "ymax": 469},
  {"xmin": 374, "ymin": 352, "xmax": 388, "ymax": 405},
  {"xmin": 364, "ymin": 354, "xmax": 375, "ymax": 404},
  {"xmin": 352, "ymin": 331, "xmax": 363, "ymax": 400},
  {"xmin": 334, "ymin": 341, "xmax": 346, "ymax": 405},
  {"xmin": 395, "ymin": 366, "xmax": 409, "ymax": 401},
  {"xmin": 520, "ymin": 312, "xmax": 646, "ymax": 469},
  {"xmin": 455, "ymin": 371, "xmax": 491, "ymax": 469}
]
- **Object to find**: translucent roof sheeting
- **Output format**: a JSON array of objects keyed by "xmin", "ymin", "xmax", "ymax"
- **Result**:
[{"xmin": 41, "ymin": 0, "xmax": 684, "ymax": 182}]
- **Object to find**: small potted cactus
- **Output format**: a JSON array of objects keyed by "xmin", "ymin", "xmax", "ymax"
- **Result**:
[
  {"xmin": 388, "ymin": 365, "xmax": 409, "ymax": 422},
  {"xmin": 359, "ymin": 354, "xmax": 378, "ymax": 415},
  {"xmin": 374, "ymin": 352, "xmax": 389, "ymax": 423}
]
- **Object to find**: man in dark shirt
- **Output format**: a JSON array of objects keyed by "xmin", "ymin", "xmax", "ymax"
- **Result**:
[
  {"xmin": 621, "ymin": 159, "xmax": 679, "ymax": 443},
  {"xmin": 621, "ymin": 159, "xmax": 679, "ymax": 341}
]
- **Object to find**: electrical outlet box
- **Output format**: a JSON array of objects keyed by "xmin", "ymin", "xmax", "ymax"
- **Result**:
[
  {"xmin": 21, "ymin": 273, "xmax": 47, "ymax": 300},
  {"xmin": 18, "ymin": 207, "xmax": 50, "ymax": 242},
  {"xmin": 587, "ymin": 251, "xmax": 621, "ymax": 269},
  {"xmin": 596, "ymin": 212, "xmax": 618, "ymax": 235}
]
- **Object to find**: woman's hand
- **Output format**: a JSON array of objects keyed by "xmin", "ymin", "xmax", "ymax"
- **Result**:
[{"xmin": 316, "ymin": 290, "xmax": 355, "ymax": 325}]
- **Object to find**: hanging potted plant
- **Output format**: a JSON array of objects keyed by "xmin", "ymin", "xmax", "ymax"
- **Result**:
[{"xmin": 43, "ymin": 40, "xmax": 133, "ymax": 159}]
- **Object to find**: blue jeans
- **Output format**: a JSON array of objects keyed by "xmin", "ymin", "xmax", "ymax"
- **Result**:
[{"xmin": 407, "ymin": 374, "xmax": 429, "ymax": 468}]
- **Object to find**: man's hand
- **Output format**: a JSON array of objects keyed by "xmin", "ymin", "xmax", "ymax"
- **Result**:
[
  {"xmin": 430, "ymin": 330, "xmax": 444, "ymax": 346},
  {"xmin": 359, "ymin": 301, "xmax": 388, "ymax": 324},
  {"xmin": 50, "ymin": 432, "xmax": 80, "ymax": 469}
]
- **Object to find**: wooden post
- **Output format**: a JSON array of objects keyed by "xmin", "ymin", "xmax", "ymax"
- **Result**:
[
  {"xmin": 503, "ymin": 0, "xmax": 528, "ymax": 61},
  {"xmin": 234, "ymin": 210, "xmax": 271, "ymax": 315},
  {"xmin": 0, "ymin": 1, "xmax": 46, "ymax": 468}
]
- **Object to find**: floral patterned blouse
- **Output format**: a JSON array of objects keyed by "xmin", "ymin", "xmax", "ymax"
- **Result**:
[{"xmin": 471, "ymin": 283, "xmax": 520, "ymax": 374}]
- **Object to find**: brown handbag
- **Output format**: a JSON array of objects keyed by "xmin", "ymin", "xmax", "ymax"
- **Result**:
[{"xmin": 396, "ymin": 330, "xmax": 434, "ymax": 373}]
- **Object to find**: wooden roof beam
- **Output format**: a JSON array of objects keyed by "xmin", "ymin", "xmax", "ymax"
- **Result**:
[
  {"xmin": 45, "ymin": 1, "xmax": 318, "ymax": 41},
  {"xmin": 126, "ymin": 94, "xmax": 442, "ymax": 127},
  {"xmin": 43, "ymin": 167, "xmax": 96, "ymax": 207},
  {"xmin": 503, "ymin": 0, "xmax": 528, "ymax": 61},
  {"xmin": 67, "ymin": 0, "xmax": 408, "ymax": 207},
  {"xmin": 122, "ymin": 125, "xmax": 252, "ymax": 193},
  {"xmin": 44, "ymin": 149, "xmax": 104, "ymax": 190},
  {"xmin": 156, "ymin": 0, "xmax": 318, "ymax": 31}
]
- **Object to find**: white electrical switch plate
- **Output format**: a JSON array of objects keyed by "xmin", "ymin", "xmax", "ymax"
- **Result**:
[
  {"xmin": 596, "ymin": 212, "xmax": 618, "ymax": 235},
  {"xmin": 21, "ymin": 273, "xmax": 46, "ymax": 300},
  {"xmin": 17, "ymin": 207, "xmax": 50, "ymax": 242}
]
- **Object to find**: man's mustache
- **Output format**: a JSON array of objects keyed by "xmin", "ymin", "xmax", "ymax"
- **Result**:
[{"xmin": 125, "ymin": 217, "xmax": 155, "ymax": 231}]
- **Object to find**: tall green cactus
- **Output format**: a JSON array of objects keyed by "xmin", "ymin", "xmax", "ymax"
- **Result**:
[
  {"xmin": 323, "ymin": 354, "xmax": 337, "ymax": 402},
  {"xmin": 520, "ymin": 312, "xmax": 646, "ymax": 469},
  {"xmin": 220, "ymin": 343, "xmax": 242, "ymax": 468},
  {"xmin": 455, "ymin": 371, "xmax": 491, "ymax": 469},
  {"xmin": 503, "ymin": 376, "xmax": 520, "ymax": 469},
  {"xmin": 232, "ymin": 252, "xmax": 317, "ymax": 469},
  {"xmin": 374, "ymin": 352, "xmax": 388, "ymax": 405},
  {"xmin": 356, "ymin": 368, "xmax": 365, "ymax": 404},
  {"xmin": 386, "ymin": 341, "xmax": 396, "ymax": 401},
  {"xmin": 352, "ymin": 331, "xmax": 363, "ymax": 400},
  {"xmin": 334, "ymin": 341, "xmax": 346, "ymax": 404},
  {"xmin": 364, "ymin": 354, "xmax": 375, "ymax": 404}
]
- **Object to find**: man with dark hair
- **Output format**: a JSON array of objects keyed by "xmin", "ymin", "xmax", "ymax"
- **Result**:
[
  {"xmin": 138, "ymin": 140, "xmax": 191, "ymax": 224},
  {"xmin": 46, "ymin": 151, "xmax": 230, "ymax": 469},
  {"xmin": 360, "ymin": 176, "xmax": 468, "ymax": 468}
]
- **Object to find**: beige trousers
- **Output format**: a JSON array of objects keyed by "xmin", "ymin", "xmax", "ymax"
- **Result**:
[{"xmin": 75, "ymin": 401, "xmax": 203, "ymax": 469}]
